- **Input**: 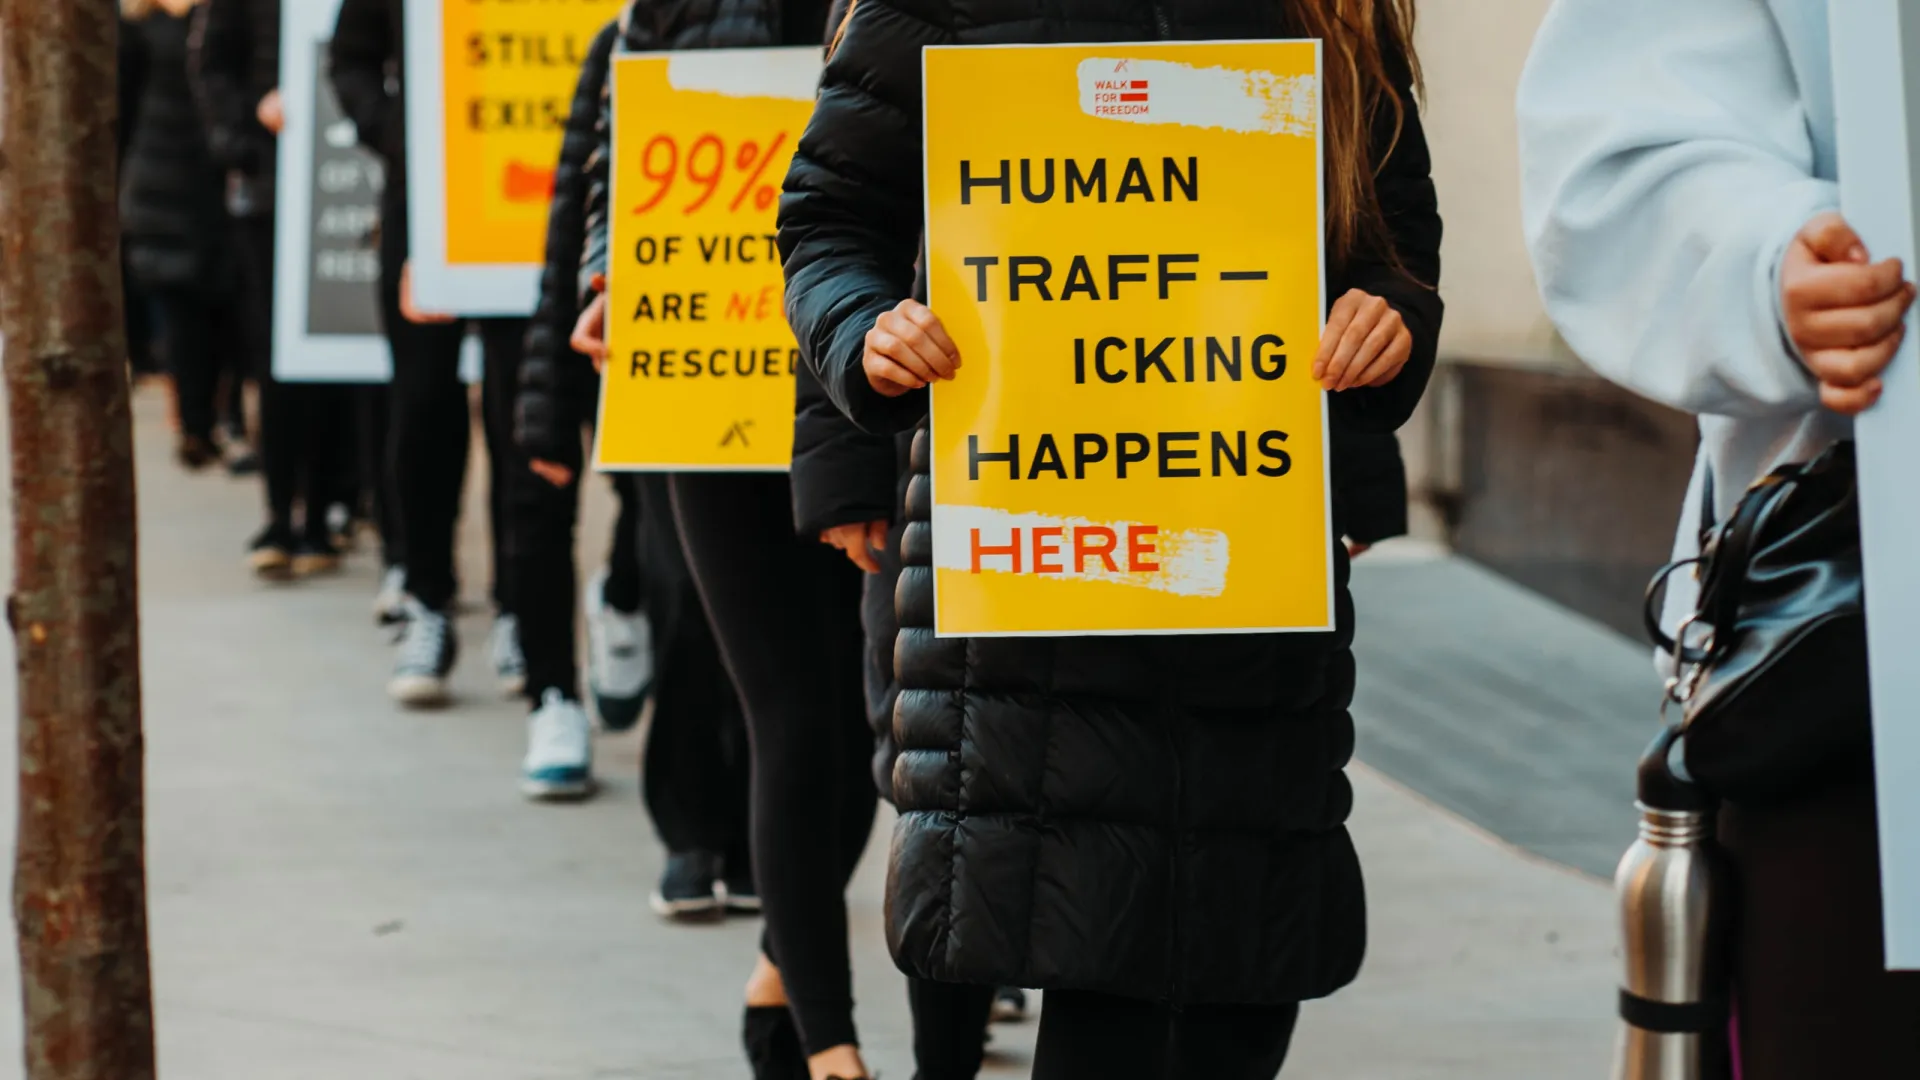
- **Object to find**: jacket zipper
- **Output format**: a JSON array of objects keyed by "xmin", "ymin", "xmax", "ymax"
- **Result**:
[{"xmin": 1148, "ymin": 1, "xmax": 1172, "ymax": 39}]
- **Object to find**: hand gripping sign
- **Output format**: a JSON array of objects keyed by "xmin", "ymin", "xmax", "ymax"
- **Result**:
[
  {"xmin": 404, "ymin": 0, "xmax": 625, "ymax": 314},
  {"xmin": 924, "ymin": 41, "xmax": 1331, "ymax": 636},
  {"xmin": 593, "ymin": 49, "xmax": 823, "ymax": 472}
]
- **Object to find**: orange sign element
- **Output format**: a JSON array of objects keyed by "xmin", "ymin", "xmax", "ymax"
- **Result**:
[{"xmin": 438, "ymin": 0, "xmax": 624, "ymax": 265}]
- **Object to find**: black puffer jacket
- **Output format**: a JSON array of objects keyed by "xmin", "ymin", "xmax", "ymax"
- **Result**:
[
  {"xmin": 122, "ymin": 11, "xmax": 233, "ymax": 292},
  {"xmin": 328, "ymin": 0, "xmax": 406, "ymax": 224},
  {"xmin": 780, "ymin": 0, "xmax": 1442, "ymax": 1006},
  {"xmin": 188, "ymin": 0, "xmax": 279, "ymax": 181},
  {"xmin": 514, "ymin": 18, "xmax": 622, "ymax": 461}
]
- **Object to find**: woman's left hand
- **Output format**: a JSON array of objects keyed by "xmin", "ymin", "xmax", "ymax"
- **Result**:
[{"xmin": 1314, "ymin": 289, "xmax": 1412, "ymax": 392}]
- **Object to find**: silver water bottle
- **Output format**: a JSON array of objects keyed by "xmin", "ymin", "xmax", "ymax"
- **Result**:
[{"xmin": 1612, "ymin": 725, "xmax": 1732, "ymax": 1080}]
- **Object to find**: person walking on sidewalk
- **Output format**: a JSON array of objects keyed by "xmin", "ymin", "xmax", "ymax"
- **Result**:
[
  {"xmin": 510, "ymin": 13, "xmax": 755, "ymax": 904},
  {"xmin": 329, "ymin": 0, "xmax": 531, "ymax": 708},
  {"xmin": 573, "ymin": 4, "xmax": 1022, "ymax": 1078},
  {"xmin": 122, "ymin": 0, "xmax": 252, "ymax": 474},
  {"xmin": 775, "ymin": 0, "xmax": 1441, "ymax": 1076},
  {"xmin": 190, "ymin": 0, "xmax": 361, "ymax": 581},
  {"xmin": 1518, "ymin": 2, "xmax": 1920, "ymax": 1074}
]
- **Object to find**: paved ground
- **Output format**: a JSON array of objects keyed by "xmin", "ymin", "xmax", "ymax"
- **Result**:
[{"xmin": 0, "ymin": 387, "xmax": 1623, "ymax": 1078}]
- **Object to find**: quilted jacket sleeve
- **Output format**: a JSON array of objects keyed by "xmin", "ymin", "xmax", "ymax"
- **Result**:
[
  {"xmin": 516, "ymin": 18, "xmax": 622, "ymax": 461},
  {"xmin": 776, "ymin": 0, "xmax": 950, "ymax": 436}
]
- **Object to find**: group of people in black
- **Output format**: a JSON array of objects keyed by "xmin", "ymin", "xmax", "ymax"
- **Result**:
[{"xmin": 120, "ymin": 0, "xmax": 1429, "ymax": 1077}]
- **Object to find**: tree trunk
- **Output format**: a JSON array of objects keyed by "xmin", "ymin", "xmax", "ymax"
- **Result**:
[{"xmin": 0, "ymin": 4, "xmax": 158, "ymax": 1079}]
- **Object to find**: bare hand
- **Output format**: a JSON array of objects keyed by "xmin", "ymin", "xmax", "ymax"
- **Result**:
[
  {"xmin": 572, "ymin": 292, "xmax": 610, "ymax": 373},
  {"xmin": 864, "ymin": 299, "xmax": 960, "ymax": 397},
  {"xmin": 820, "ymin": 520, "xmax": 888, "ymax": 574},
  {"xmin": 399, "ymin": 261, "xmax": 455, "ymax": 325},
  {"xmin": 529, "ymin": 459, "xmax": 574, "ymax": 488},
  {"xmin": 1314, "ymin": 289, "xmax": 1412, "ymax": 391},
  {"xmin": 1782, "ymin": 212, "xmax": 1916, "ymax": 415},
  {"xmin": 256, "ymin": 89, "xmax": 284, "ymax": 135},
  {"xmin": 573, "ymin": 278, "xmax": 609, "ymax": 373}
]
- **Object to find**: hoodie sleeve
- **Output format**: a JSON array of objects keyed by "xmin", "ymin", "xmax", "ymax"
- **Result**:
[{"xmin": 1517, "ymin": 0, "xmax": 1833, "ymax": 418}]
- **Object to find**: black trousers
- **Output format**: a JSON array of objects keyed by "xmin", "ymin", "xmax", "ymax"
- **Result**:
[
  {"xmin": 375, "ymin": 211, "xmax": 522, "ymax": 612},
  {"xmin": 506, "ymin": 443, "xmax": 644, "ymax": 702},
  {"xmin": 1031, "ymin": 991, "xmax": 1300, "ymax": 1080},
  {"xmin": 151, "ymin": 281, "xmax": 245, "ymax": 444},
  {"xmin": 358, "ymin": 384, "xmax": 398, "ymax": 566},
  {"xmin": 1724, "ymin": 775, "xmax": 1920, "ymax": 1078},
  {"xmin": 634, "ymin": 473, "xmax": 749, "ymax": 856},
  {"xmin": 908, "ymin": 980, "xmax": 995, "ymax": 1080},
  {"xmin": 668, "ymin": 473, "xmax": 875, "ymax": 1055},
  {"xmin": 233, "ymin": 212, "xmax": 356, "ymax": 536}
]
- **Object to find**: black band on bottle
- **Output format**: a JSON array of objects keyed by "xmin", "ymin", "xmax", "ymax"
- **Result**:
[{"xmin": 1618, "ymin": 989, "xmax": 1728, "ymax": 1034}]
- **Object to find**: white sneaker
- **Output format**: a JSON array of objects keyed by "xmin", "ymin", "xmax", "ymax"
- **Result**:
[
  {"xmin": 491, "ymin": 613, "xmax": 527, "ymax": 697},
  {"xmin": 585, "ymin": 568, "xmax": 654, "ymax": 731},
  {"xmin": 521, "ymin": 689, "xmax": 595, "ymax": 801},
  {"xmin": 388, "ymin": 598, "xmax": 456, "ymax": 708},
  {"xmin": 374, "ymin": 565, "xmax": 408, "ymax": 626}
]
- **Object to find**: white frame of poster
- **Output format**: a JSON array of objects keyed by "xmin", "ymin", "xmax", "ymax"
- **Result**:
[
  {"xmin": 273, "ymin": 0, "xmax": 392, "ymax": 382},
  {"xmin": 1829, "ymin": 0, "xmax": 1920, "ymax": 970},
  {"xmin": 401, "ymin": 0, "xmax": 542, "ymax": 316}
]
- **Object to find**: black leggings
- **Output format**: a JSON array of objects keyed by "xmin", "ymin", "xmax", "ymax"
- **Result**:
[
  {"xmin": 151, "ymin": 283, "xmax": 245, "ymax": 443},
  {"xmin": 234, "ymin": 215, "xmax": 356, "ymax": 536},
  {"xmin": 376, "ymin": 205, "xmax": 523, "ymax": 611},
  {"xmin": 1031, "ymin": 991, "xmax": 1300, "ymax": 1080},
  {"xmin": 667, "ymin": 472, "xmax": 875, "ymax": 1055}
]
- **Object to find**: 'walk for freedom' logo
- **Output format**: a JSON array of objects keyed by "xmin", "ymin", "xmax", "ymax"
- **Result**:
[{"xmin": 1077, "ymin": 57, "xmax": 1317, "ymax": 135}]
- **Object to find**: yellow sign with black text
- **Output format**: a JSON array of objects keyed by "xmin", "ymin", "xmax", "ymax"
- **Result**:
[
  {"xmin": 438, "ymin": 0, "xmax": 624, "ymax": 266},
  {"xmin": 925, "ymin": 41, "xmax": 1330, "ymax": 636},
  {"xmin": 594, "ymin": 49, "xmax": 822, "ymax": 471}
]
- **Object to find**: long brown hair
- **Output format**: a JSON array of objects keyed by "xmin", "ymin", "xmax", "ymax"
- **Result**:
[
  {"xmin": 829, "ymin": 0, "xmax": 1421, "ymax": 267},
  {"xmin": 1293, "ymin": 0, "xmax": 1423, "ymax": 269}
]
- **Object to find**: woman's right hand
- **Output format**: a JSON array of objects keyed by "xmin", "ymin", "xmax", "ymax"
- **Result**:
[
  {"xmin": 256, "ymin": 89, "xmax": 284, "ymax": 136},
  {"xmin": 821, "ymin": 520, "xmax": 889, "ymax": 573},
  {"xmin": 1782, "ymin": 212, "xmax": 1917, "ymax": 415},
  {"xmin": 864, "ymin": 299, "xmax": 960, "ymax": 396},
  {"xmin": 572, "ymin": 284, "xmax": 610, "ymax": 373}
]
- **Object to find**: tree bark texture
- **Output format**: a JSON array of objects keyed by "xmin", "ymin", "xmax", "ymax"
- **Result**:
[{"xmin": 0, "ymin": 4, "xmax": 158, "ymax": 1079}]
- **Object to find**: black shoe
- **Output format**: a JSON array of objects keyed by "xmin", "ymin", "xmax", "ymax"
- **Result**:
[
  {"xmin": 990, "ymin": 986, "xmax": 1030, "ymax": 1023},
  {"xmin": 222, "ymin": 438, "xmax": 261, "ymax": 477},
  {"xmin": 742, "ymin": 1005, "xmax": 808, "ymax": 1080},
  {"xmin": 247, "ymin": 524, "xmax": 296, "ymax": 581},
  {"xmin": 651, "ymin": 851, "xmax": 723, "ymax": 919},
  {"xmin": 177, "ymin": 434, "xmax": 219, "ymax": 471},
  {"xmin": 292, "ymin": 534, "xmax": 343, "ymax": 578}
]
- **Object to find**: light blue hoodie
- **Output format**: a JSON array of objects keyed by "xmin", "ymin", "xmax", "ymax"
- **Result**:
[{"xmin": 1518, "ymin": 0, "xmax": 1852, "ymax": 630}]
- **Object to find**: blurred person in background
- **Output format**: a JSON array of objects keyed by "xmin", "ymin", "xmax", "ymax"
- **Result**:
[
  {"xmin": 191, "ymin": 0, "xmax": 361, "ymax": 580},
  {"xmin": 121, "ymin": 0, "xmax": 253, "ymax": 473},
  {"xmin": 330, "ymin": 0, "xmax": 529, "ymax": 709},
  {"xmin": 508, "ymin": 14, "xmax": 755, "ymax": 923},
  {"xmin": 1519, "ymin": 0, "xmax": 1920, "ymax": 1073}
]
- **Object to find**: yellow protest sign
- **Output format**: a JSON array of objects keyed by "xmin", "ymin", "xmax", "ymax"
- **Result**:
[
  {"xmin": 436, "ymin": 0, "xmax": 623, "ymax": 266},
  {"xmin": 404, "ymin": 0, "xmax": 624, "ymax": 312},
  {"xmin": 594, "ymin": 49, "xmax": 822, "ymax": 472},
  {"xmin": 924, "ymin": 41, "xmax": 1330, "ymax": 636}
]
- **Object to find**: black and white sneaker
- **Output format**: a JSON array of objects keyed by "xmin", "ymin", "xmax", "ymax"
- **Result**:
[
  {"xmin": 373, "ymin": 565, "xmax": 408, "ymax": 626},
  {"xmin": 651, "ymin": 851, "xmax": 724, "ymax": 919},
  {"xmin": 388, "ymin": 598, "xmax": 457, "ymax": 708},
  {"xmin": 990, "ymin": 987, "xmax": 1031, "ymax": 1024}
]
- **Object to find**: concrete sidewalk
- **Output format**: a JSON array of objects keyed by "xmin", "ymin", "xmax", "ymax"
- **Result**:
[{"xmin": 0, "ymin": 387, "xmax": 1618, "ymax": 1078}]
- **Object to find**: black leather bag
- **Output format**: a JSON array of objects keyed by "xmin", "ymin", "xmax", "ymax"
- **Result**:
[{"xmin": 1645, "ymin": 442, "xmax": 1873, "ymax": 805}]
